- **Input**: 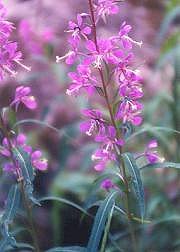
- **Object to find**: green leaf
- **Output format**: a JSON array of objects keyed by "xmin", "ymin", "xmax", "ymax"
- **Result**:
[
  {"xmin": 0, "ymin": 184, "xmax": 20, "ymax": 250},
  {"xmin": 123, "ymin": 153, "xmax": 145, "ymax": 221},
  {"xmin": 5, "ymin": 242, "xmax": 34, "ymax": 251},
  {"xmin": 140, "ymin": 162, "xmax": 180, "ymax": 170},
  {"xmin": 39, "ymin": 196, "xmax": 92, "ymax": 218},
  {"xmin": 87, "ymin": 191, "xmax": 118, "ymax": 252},
  {"xmin": 126, "ymin": 125, "xmax": 180, "ymax": 142},
  {"xmin": 12, "ymin": 148, "xmax": 39, "ymax": 205},
  {"xmin": 1, "ymin": 184, "xmax": 20, "ymax": 223},
  {"xmin": 12, "ymin": 147, "xmax": 34, "ymax": 182},
  {"xmin": 13, "ymin": 119, "xmax": 60, "ymax": 135},
  {"xmin": 46, "ymin": 246, "xmax": 87, "ymax": 252},
  {"xmin": 1, "ymin": 107, "xmax": 17, "ymax": 132},
  {"xmin": 100, "ymin": 204, "xmax": 114, "ymax": 252}
]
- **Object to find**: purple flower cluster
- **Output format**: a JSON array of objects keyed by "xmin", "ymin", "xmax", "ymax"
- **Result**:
[
  {"xmin": 0, "ymin": 1, "xmax": 31, "ymax": 79},
  {"xmin": 57, "ymin": 0, "xmax": 161, "ymax": 176},
  {"xmin": 0, "ymin": 84, "xmax": 47, "ymax": 176},
  {"xmin": 0, "ymin": 133, "xmax": 48, "ymax": 173},
  {"xmin": 0, "ymin": 1, "xmax": 48, "ymax": 178}
]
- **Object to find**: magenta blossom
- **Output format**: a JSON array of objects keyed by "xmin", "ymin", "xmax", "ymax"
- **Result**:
[
  {"xmin": 66, "ymin": 13, "xmax": 91, "ymax": 41},
  {"xmin": 58, "ymin": 0, "xmax": 161, "ymax": 174},
  {"xmin": 92, "ymin": 126, "xmax": 124, "ymax": 171},
  {"xmin": 95, "ymin": 126, "xmax": 124, "ymax": 148},
  {"xmin": 84, "ymin": 39, "xmax": 113, "ymax": 68},
  {"xmin": 0, "ymin": 133, "xmax": 48, "ymax": 173},
  {"xmin": 96, "ymin": 0, "xmax": 119, "ymax": 22},
  {"xmin": 66, "ymin": 64, "xmax": 97, "ymax": 96},
  {"xmin": 31, "ymin": 151, "xmax": 48, "ymax": 171},
  {"xmin": 11, "ymin": 86, "xmax": 37, "ymax": 110},
  {"xmin": 101, "ymin": 179, "xmax": 115, "ymax": 190},
  {"xmin": 145, "ymin": 140, "xmax": 164, "ymax": 164},
  {"xmin": 56, "ymin": 37, "xmax": 79, "ymax": 65},
  {"xmin": 92, "ymin": 148, "xmax": 116, "ymax": 171},
  {"xmin": 118, "ymin": 22, "xmax": 142, "ymax": 49},
  {"xmin": 116, "ymin": 98, "xmax": 143, "ymax": 126},
  {"xmin": 80, "ymin": 109, "xmax": 105, "ymax": 136},
  {"xmin": 0, "ymin": 134, "xmax": 32, "ymax": 158},
  {"xmin": 0, "ymin": 2, "xmax": 31, "ymax": 79}
]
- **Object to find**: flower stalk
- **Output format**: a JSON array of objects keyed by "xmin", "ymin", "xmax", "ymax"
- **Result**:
[{"xmin": 88, "ymin": 1, "xmax": 137, "ymax": 250}]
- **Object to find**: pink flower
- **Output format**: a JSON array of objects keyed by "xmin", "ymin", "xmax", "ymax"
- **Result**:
[
  {"xmin": 56, "ymin": 37, "xmax": 79, "ymax": 65},
  {"xmin": 0, "ymin": 3, "xmax": 14, "ymax": 43},
  {"xmin": 0, "ymin": 134, "xmax": 30, "ymax": 157},
  {"xmin": 84, "ymin": 39, "xmax": 113, "ymax": 68},
  {"xmin": 145, "ymin": 140, "xmax": 164, "ymax": 164},
  {"xmin": 80, "ymin": 109, "xmax": 105, "ymax": 136},
  {"xmin": 116, "ymin": 99, "xmax": 143, "ymax": 126},
  {"xmin": 96, "ymin": 0, "xmax": 119, "ymax": 22},
  {"xmin": 0, "ymin": 133, "xmax": 48, "ymax": 172},
  {"xmin": 92, "ymin": 148, "xmax": 116, "ymax": 171},
  {"xmin": 11, "ymin": 86, "xmax": 37, "ymax": 110},
  {"xmin": 101, "ymin": 179, "xmax": 115, "ymax": 190},
  {"xmin": 67, "ymin": 13, "xmax": 91, "ymax": 41},
  {"xmin": 0, "ymin": 3, "xmax": 31, "ymax": 79},
  {"xmin": 118, "ymin": 22, "xmax": 142, "ymax": 49},
  {"xmin": 92, "ymin": 126, "xmax": 124, "ymax": 171},
  {"xmin": 66, "ymin": 64, "xmax": 97, "ymax": 96},
  {"xmin": 3, "ymin": 162, "xmax": 14, "ymax": 173},
  {"xmin": 31, "ymin": 151, "xmax": 48, "ymax": 171},
  {"xmin": 95, "ymin": 126, "xmax": 124, "ymax": 147}
]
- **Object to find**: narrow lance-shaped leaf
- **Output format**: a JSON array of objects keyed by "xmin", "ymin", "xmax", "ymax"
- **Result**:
[
  {"xmin": 12, "ymin": 148, "xmax": 39, "ymax": 205},
  {"xmin": 5, "ymin": 242, "xmax": 34, "ymax": 251},
  {"xmin": 0, "ymin": 184, "xmax": 20, "ymax": 250},
  {"xmin": 140, "ymin": 162, "xmax": 180, "ymax": 170},
  {"xmin": 123, "ymin": 153, "xmax": 145, "ymax": 221},
  {"xmin": 13, "ymin": 147, "xmax": 34, "ymax": 182},
  {"xmin": 39, "ymin": 196, "xmax": 92, "ymax": 218},
  {"xmin": 100, "ymin": 204, "xmax": 115, "ymax": 252},
  {"xmin": 87, "ymin": 190, "xmax": 118, "ymax": 252},
  {"xmin": 46, "ymin": 246, "xmax": 87, "ymax": 252},
  {"xmin": 1, "ymin": 184, "xmax": 20, "ymax": 223}
]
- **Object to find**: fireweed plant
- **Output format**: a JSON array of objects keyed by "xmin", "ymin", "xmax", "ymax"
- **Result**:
[
  {"xmin": 0, "ymin": 0, "xmax": 179, "ymax": 252},
  {"xmin": 56, "ymin": 0, "xmax": 180, "ymax": 252},
  {"xmin": 0, "ymin": 2, "xmax": 48, "ymax": 252}
]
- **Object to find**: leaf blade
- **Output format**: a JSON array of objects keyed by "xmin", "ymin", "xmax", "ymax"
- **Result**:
[
  {"xmin": 46, "ymin": 246, "xmax": 87, "ymax": 252},
  {"xmin": 87, "ymin": 191, "xmax": 118, "ymax": 252},
  {"xmin": 123, "ymin": 153, "xmax": 145, "ymax": 220}
]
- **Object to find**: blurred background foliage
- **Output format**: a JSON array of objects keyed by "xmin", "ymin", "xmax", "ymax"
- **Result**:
[{"xmin": 0, "ymin": 0, "xmax": 179, "ymax": 251}]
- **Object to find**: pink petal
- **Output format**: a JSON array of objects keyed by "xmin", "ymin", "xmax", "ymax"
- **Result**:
[
  {"xmin": 132, "ymin": 116, "xmax": 143, "ymax": 126},
  {"xmin": 17, "ymin": 133, "xmax": 27, "ymax": 145},
  {"xmin": 31, "ymin": 150, "xmax": 42, "ymax": 160},
  {"xmin": 22, "ymin": 96, "xmax": 37, "ymax": 110},
  {"xmin": 33, "ymin": 159, "xmax": 48, "ymax": 171},
  {"xmin": 148, "ymin": 140, "xmax": 158, "ymax": 149},
  {"xmin": 82, "ymin": 26, "xmax": 91, "ymax": 35}
]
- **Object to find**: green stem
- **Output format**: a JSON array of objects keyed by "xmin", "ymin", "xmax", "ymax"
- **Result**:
[
  {"xmin": 0, "ymin": 113, "xmax": 40, "ymax": 252},
  {"xmin": 87, "ymin": 1, "xmax": 137, "ymax": 251},
  {"xmin": 20, "ymin": 182, "xmax": 41, "ymax": 252}
]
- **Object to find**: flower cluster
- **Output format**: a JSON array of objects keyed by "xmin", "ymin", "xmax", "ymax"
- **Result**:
[
  {"xmin": 0, "ymin": 83, "xmax": 47, "ymax": 176},
  {"xmin": 57, "ymin": 0, "xmax": 161, "ymax": 175},
  {"xmin": 0, "ymin": 133, "xmax": 48, "ymax": 174},
  {"xmin": 0, "ymin": 1, "xmax": 31, "ymax": 79},
  {"xmin": 0, "ymin": 1, "xmax": 48, "ymax": 179}
]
